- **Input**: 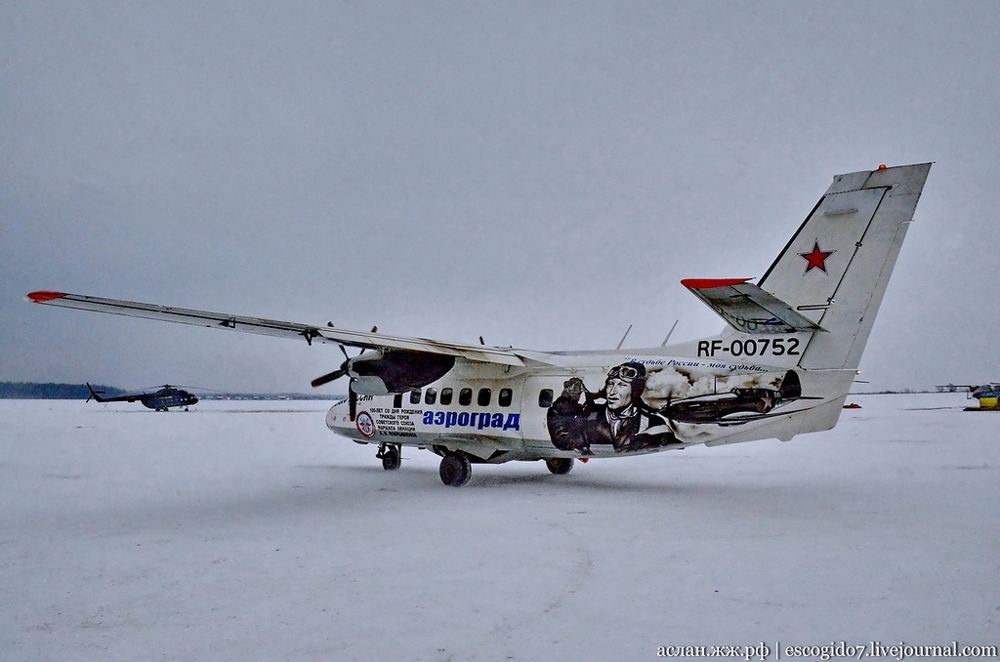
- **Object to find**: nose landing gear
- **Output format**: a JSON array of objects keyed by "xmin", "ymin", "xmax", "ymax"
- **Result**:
[{"xmin": 376, "ymin": 443, "xmax": 401, "ymax": 471}]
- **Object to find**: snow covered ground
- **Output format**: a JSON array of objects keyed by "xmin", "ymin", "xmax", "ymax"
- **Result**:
[{"xmin": 2, "ymin": 394, "xmax": 998, "ymax": 661}]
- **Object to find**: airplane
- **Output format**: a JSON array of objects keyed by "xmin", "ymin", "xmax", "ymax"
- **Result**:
[
  {"xmin": 968, "ymin": 384, "xmax": 1000, "ymax": 409},
  {"xmin": 27, "ymin": 162, "xmax": 931, "ymax": 486},
  {"xmin": 934, "ymin": 383, "xmax": 1000, "ymax": 408},
  {"xmin": 86, "ymin": 382, "xmax": 199, "ymax": 411}
]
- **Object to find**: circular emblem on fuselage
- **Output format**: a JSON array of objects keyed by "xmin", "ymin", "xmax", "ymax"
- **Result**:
[{"xmin": 356, "ymin": 411, "xmax": 377, "ymax": 439}]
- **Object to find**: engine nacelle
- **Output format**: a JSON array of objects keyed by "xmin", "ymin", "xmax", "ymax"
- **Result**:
[{"xmin": 349, "ymin": 350, "xmax": 456, "ymax": 395}]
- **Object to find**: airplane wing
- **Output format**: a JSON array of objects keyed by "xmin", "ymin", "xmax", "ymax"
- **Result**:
[
  {"xmin": 681, "ymin": 278, "xmax": 826, "ymax": 334},
  {"xmin": 26, "ymin": 291, "xmax": 547, "ymax": 367}
]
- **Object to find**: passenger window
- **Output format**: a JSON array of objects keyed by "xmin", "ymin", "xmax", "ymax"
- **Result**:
[
  {"xmin": 440, "ymin": 388, "xmax": 453, "ymax": 405},
  {"xmin": 498, "ymin": 388, "xmax": 512, "ymax": 407},
  {"xmin": 393, "ymin": 393, "xmax": 403, "ymax": 409},
  {"xmin": 424, "ymin": 388, "xmax": 437, "ymax": 405},
  {"xmin": 459, "ymin": 388, "xmax": 473, "ymax": 406},
  {"xmin": 477, "ymin": 388, "xmax": 491, "ymax": 406},
  {"xmin": 538, "ymin": 389, "xmax": 553, "ymax": 408},
  {"xmin": 410, "ymin": 389, "xmax": 422, "ymax": 405}
]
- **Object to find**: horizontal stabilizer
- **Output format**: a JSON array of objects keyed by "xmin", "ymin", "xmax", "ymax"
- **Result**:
[{"xmin": 681, "ymin": 278, "xmax": 826, "ymax": 335}]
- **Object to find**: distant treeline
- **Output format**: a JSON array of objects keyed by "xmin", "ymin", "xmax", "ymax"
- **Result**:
[
  {"xmin": 0, "ymin": 382, "xmax": 125, "ymax": 400},
  {"xmin": 0, "ymin": 382, "xmax": 342, "ymax": 401}
]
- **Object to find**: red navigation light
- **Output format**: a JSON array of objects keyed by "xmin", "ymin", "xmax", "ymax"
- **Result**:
[
  {"xmin": 878, "ymin": 164, "xmax": 887, "ymax": 170},
  {"xmin": 27, "ymin": 291, "xmax": 67, "ymax": 303}
]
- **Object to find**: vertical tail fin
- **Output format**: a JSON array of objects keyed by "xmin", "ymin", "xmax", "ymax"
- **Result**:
[{"xmin": 758, "ymin": 163, "xmax": 931, "ymax": 370}]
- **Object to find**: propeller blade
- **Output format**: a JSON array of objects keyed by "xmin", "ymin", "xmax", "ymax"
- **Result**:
[
  {"xmin": 311, "ymin": 367, "xmax": 348, "ymax": 388},
  {"xmin": 349, "ymin": 388, "xmax": 357, "ymax": 421}
]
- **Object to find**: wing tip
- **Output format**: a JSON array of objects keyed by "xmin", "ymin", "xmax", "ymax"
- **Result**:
[{"xmin": 26, "ymin": 291, "xmax": 67, "ymax": 303}]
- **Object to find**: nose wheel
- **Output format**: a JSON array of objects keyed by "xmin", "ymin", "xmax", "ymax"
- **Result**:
[{"xmin": 377, "ymin": 443, "xmax": 401, "ymax": 471}]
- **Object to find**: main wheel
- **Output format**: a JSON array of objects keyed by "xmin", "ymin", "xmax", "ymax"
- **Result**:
[
  {"xmin": 439, "ymin": 452, "xmax": 472, "ymax": 487},
  {"xmin": 380, "ymin": 444, "xmax": 401, "ymax": 471},
  {"xmin": 545, "ymin": 457, "xmax": 575, "ymax": 475}
]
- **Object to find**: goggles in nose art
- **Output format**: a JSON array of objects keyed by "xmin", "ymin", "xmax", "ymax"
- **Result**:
[{"xmin": 607, "ymin": 364, "xmax": 642, "ymax": 383}]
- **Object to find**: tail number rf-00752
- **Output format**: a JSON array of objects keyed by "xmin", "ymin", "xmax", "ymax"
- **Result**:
[{"xmin": 697, "ymin": 337, "xmax": 801, "ymax": 358}]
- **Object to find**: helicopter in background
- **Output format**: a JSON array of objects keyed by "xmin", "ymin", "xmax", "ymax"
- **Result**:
[{"xmin": 86, "ymin": 383, "xmax": 198, "ymax": 411}]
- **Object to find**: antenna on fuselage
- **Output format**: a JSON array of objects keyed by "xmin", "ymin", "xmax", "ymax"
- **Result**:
[
  {"xmin": 660, "ymin": 319, "xmax": 679, "ymax": 347},
  {"xmin": 615, "ymin": 324, "xmax": 632, "ymax": 350}
]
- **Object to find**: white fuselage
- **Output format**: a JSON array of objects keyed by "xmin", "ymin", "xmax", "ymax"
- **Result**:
[{"xmin": 325, "ymin": 350, "xmax": 855, "ymax": 463}]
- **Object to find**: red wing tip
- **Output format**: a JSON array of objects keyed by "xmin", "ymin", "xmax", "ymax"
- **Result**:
[
  {"xmin": 681, "ymin": 278, "xmax": 751, "ymax": 289},
  {"xmin": 27, "ymin": 291, "xmax": 67, "ymax": 303}
]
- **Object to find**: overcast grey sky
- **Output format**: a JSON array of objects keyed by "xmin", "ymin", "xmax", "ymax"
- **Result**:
[{"xmin": 3, "ymin": 1, "xmax": 998, "ymax": 393}]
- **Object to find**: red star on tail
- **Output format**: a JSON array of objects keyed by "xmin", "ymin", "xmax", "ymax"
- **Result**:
[{"xmin": 799, "ymin": 241, "xmax": 835, "ymax": 273}]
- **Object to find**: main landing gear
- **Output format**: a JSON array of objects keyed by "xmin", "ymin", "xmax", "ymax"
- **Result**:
[
  {"xmin": 545, "ymin": 457, "xmax": 575, "ymax": 475},
  {"xmin": 436, "ymin": 454, "xmax": 574, "ymax": 486},
  {"xmin": 375, "ymin": 443, "xmax": 472, "ymax": 486},
  {"xmin": 376, "ymin": 443, "xmax": 401, "ymax": 471},
  {"xmin": 376, "ymin": 446, "xmax": 575, "ymax": 487},
  {"xmin": 438, "ymin": 452, "xmax": 472, "ymax": 487}
]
